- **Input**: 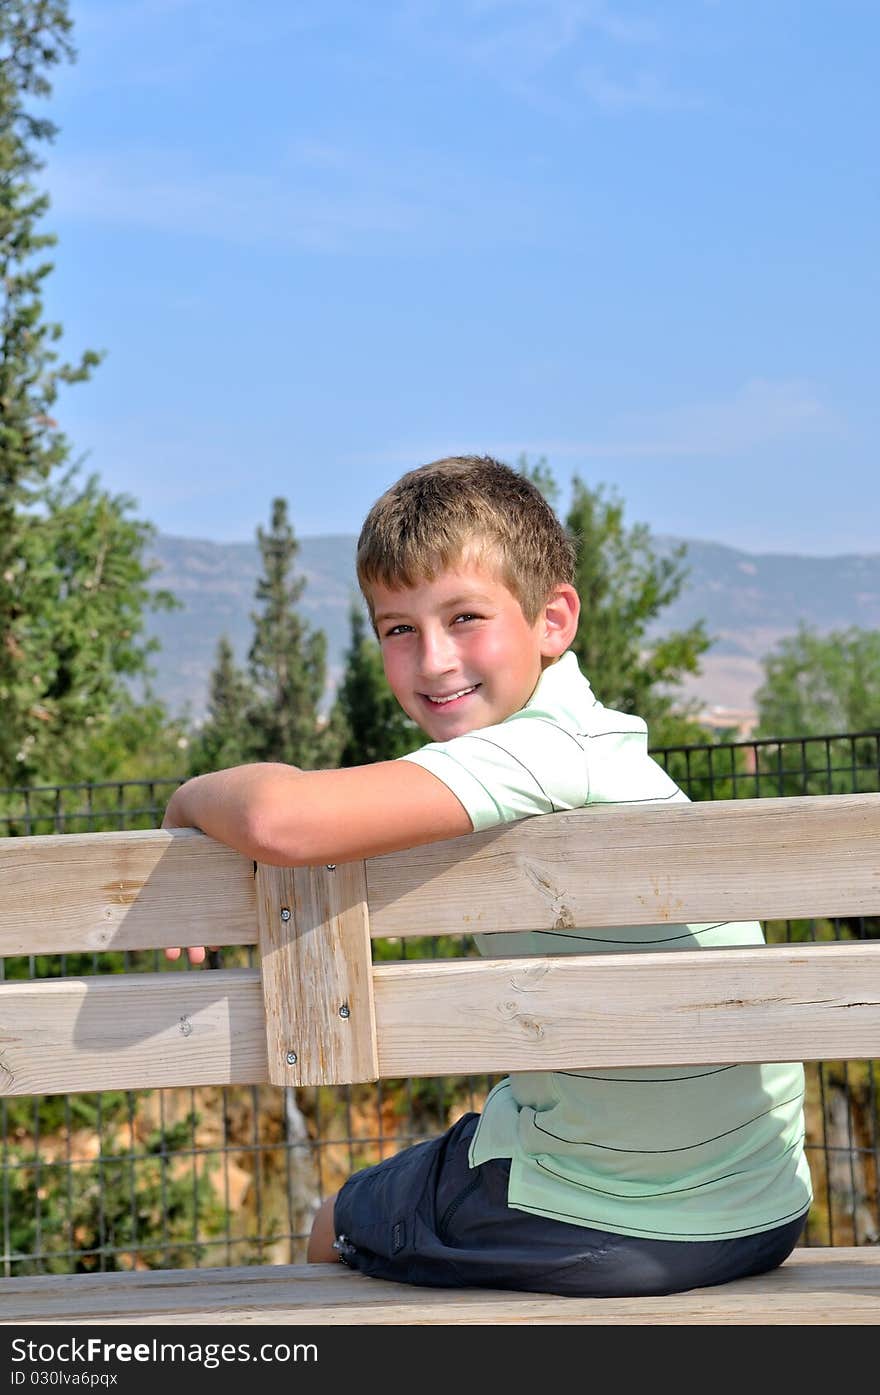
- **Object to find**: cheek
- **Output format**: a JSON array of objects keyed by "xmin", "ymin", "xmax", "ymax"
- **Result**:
[
  {"xmin": 469, "ymin": 628, "xmax": 531, "ymax": 677},
  {"xmin": 380, "ymin": 647, "xmax": 408, "ymax": 697},
  {"xmin": 466, "ymin": 629, "xmax": 503, "ymax": 660}
]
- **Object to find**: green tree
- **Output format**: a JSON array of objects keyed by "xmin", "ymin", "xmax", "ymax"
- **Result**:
[
  {"xmin": 6, "ymin": 1111, "xmax": 227, "ymax": 1275},
  {"xmin": 245, "ymin": 497, "xmax": 339, "ymax": 768},
  {"xmin": 756, "ymin": 625, "xmax": 880, "ymax": 740},
  {"xmin": 188, "ymin": 635, "xmax": 257, "ymax": 774},
  {"xmin": 329, "ymin": 599, "xmax": 419, "ymax": 766},
  {"xmin": 564, "ymin": 477, "xmax": 710, "ymax": 736},
  {"xmin": 753, "ymin": 624, "xmax": 880, "ymax": 805},
  {"xmin": 515, "ymin": 451, "xmax": 560, "ymax": 511},
  {"xmin": 519, "ymin": 459, "xmax": 711, "ymax": 746},
  {"xmin": 0, "ymin": 1, "xmax": 175, "ymax": 789},
  {"xmin": 749, "ymin": 622, "xmax": 880, "ymax": 973},
  {"xmin": 191, "ymin": 499, "xmax": 341, "ymax": 774}
]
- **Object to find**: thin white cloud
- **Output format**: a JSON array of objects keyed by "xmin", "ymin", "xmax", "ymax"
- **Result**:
[
  {"xmin": 580, "ymin": 66, "xmax": 702, "ymax": 111},
  {"xmin": 394, "ymin": 1, "xmax": 689, "ymax": 115},
  {"xmin": 358, "ymin": 380, "xmax": 836, "ymax": 469},
  {"xmin": 400, "ymin": 0, "xmax": 658, "ymax": 58},
  {"xmin": 584, "ymin": 2, "xmax": 660, "ymax": 45},
  {"xmin": 511, "ymin": 380, "xmax": 835, "ymax": 458},
  {"xmin": 44, "ymin": 145, "xmax": 545, "ymax": 253}
]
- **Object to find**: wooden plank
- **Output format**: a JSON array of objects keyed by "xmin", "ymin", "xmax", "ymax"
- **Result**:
[
  {"xmin": 0, "ymin": 1250, "xmax": 878, "ymax": 1324},
  {"xmin": 0, "ymin": 829, "xmax": 255, "ymax": 956},
  {"xmin": 1, "ymin": 941, "xmax": 878, "ymax": 1095},
  {"xmin": 0, "ymin": 969, "xmax": 267, "ymax": 1094},
  {"xmin": 2, "ymin": 795, "xmax": 879, "ymax": 957},
  {"xmin": 367, "ymin": 792, "xmax": 880, "ymax": 937},
  {"xmin": 371, "ymin": 940, "xmax": 880, "ymax": 1074},
  {"xmin": 255, "ymin": 861, "xmax": 378, "ymax": 1086}
]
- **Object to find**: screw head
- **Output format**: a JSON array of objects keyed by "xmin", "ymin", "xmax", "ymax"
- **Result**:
[
  {"xmin": 339, "ymin": 1003, "xmax": 350, "ymax": 1019},
  {"xmin": 286, "ymin": 1050, "xmax": 298, "ymax": 1065},
  {"xmin": 280, "ymin": 907, "xmax": 291, "ymax": 922},
  {"xmin": 325, "ymin": 864, "xmax": 336, "ymax": 871}
]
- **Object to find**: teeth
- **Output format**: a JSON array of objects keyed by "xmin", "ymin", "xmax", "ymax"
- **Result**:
[{"xmin": 429, "ymin": 687, "xmax": 476, "ymax": 704}]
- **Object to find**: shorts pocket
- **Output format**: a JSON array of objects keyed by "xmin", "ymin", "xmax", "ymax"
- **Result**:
[{"xmin": 437, "ymin": 1172, "xmax": 483, "ymax": 1243}]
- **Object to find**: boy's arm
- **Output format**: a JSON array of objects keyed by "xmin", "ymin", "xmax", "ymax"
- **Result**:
[
  {"xmin": 163, "ymin": 761, "xmax": 473, "ymax": 963},
  {"xmin": 161, "ymin": 760, "xmax": 473, "ymax": 865}
]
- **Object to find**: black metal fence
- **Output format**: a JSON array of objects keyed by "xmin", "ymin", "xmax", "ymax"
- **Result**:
[{"xmin": 2, "ymin": 728, "xmax": 879, "ymax": 1276}]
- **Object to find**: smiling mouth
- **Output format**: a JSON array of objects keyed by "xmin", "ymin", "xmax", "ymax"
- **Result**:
[{"xmin": 422, "ymin": 684, "xmax": 481, "ymax": 708}]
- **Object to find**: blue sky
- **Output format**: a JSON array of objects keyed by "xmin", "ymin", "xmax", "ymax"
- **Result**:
[{"xmin": 38, "ymin": 1, "xmax": 879, "ymax": 554}]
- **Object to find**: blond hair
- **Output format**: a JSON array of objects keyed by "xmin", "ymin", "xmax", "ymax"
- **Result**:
[{"xmin": 356, "ymin": 455, "xmax": 575, "ymax": 627}]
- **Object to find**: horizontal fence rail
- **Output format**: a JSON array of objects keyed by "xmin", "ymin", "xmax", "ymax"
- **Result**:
[
  {"xmin": 3, "ymin": 793, "xmax": 879, "ymax": 955},
  {"xmin": 1, "ymin": 943, "xmax": 879, "ymax": 1094}
]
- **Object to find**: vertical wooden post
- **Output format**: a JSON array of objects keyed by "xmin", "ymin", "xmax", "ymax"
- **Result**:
[{"xmin": 255, "ymin": 859, "xmax": 378, "ymax": 1086}]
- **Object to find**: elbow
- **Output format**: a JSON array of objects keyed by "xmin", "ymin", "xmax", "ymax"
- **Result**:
[{"xmin": 238, "ymin": 797, "xmax": 306, "ymax": 867}]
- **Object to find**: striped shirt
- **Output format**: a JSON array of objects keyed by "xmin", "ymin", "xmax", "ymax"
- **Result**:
[{"xmin": 401, "ymin": 651, "xmax": 812, "ymax": 1240}]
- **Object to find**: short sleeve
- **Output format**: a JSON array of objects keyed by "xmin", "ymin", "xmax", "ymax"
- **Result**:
[{"xmin": 400, "ymin": 714, "xmax": 590, "ymax": 832}]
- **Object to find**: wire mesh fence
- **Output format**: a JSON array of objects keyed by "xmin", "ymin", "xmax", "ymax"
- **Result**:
[{"xmin": 2, "ymin": 727, "xmax": 879, "ymax": 1276}]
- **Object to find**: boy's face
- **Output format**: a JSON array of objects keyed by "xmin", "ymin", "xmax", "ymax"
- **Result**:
[{"xmin": 371, "ymin": 557, "xmax": 576, "ymax": 741}]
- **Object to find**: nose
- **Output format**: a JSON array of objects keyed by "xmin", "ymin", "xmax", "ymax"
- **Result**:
[{"xmin": 416, "ymin": 625, "xmax": 458, "ymax": 679}]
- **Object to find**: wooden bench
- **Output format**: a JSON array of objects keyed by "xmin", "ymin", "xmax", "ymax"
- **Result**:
[{"xmin": 1, "ymin": 793, "xmax": 879, "ymax": 1325}]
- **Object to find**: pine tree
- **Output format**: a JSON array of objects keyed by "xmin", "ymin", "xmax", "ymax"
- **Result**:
[
  {"xmin": 519, "ymin": 459, "xmax": 710, "ymax": 744},
  {"xmin": 329, "ymin": 599, "xmax": 419, "ymax": 766},
  {"xmin": 188, "ymin": 635, "xmax": 257, "ymax": 774},
  {"xmin": 246, "ymin": 497, "xmax": 338, "ymax": 768},
  {"xmin": 564, "ymin": 477, "xmax": 710, "ymax": 740},
  {"xmin": 0, "ymin": 1, "xmax": 175, "ymax": 788}
]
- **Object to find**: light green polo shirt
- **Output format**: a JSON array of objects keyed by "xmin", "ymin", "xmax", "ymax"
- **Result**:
[{"xmin": 401, "ymin": 650, "xmax": 812, "ymax": 1241}]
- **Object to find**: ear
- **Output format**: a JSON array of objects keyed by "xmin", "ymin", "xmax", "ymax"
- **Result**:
[{"xmin": 539, "ymin": 583, "xmax": 580, "ymax": 659}]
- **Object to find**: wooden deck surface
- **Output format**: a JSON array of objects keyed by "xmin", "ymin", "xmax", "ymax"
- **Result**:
[{"xmin": 1, "ymin": 1249, "xmax": 878, "ymax": 1325}]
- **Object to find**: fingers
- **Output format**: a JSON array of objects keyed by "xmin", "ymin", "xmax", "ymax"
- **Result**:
[{"xmin": 164, "ymin": 946, "xmax": 220, "ymax": 965}]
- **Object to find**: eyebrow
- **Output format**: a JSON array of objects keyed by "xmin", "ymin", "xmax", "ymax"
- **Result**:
[{"xmin": 374, "ymin": 592, "xmax": 496, "ymax": 624}]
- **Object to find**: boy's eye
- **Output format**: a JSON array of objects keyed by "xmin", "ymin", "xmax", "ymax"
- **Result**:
[{"xmin": 383, "ymin": 614, "xmax": 480, "ymax": 638}]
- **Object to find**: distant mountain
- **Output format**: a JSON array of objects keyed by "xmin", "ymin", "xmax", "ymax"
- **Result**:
[
  {"xmin": 647, "ymin": 540, "xmax": 880, "ymax": 720},
  {"xmin": 143, "ymin": 534, "xmax": 360, "ymax": 721},
  {"xmin": 142, "ymin": 533, "xmax": 880, "ymax": 725}
]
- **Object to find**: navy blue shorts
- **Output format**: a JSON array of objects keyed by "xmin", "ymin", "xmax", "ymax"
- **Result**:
[{"xmin": 333, "ymin": 1112, "xmax": 808, "ymax": 1297}]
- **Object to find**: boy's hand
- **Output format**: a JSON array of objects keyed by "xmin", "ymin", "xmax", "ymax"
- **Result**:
[{"xmin": 162, "ymin": 784, "xmax": 218, "ymax": 965}]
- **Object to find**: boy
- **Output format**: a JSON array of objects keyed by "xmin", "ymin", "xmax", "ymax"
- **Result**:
[{"xmin": 163, "ymin": 455, "xmax": 811, "ymax": 1297}]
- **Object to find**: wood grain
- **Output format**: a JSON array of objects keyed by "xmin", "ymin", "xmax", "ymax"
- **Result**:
[
  {"xmin": 372, "ymin": 941, "xmax": 880, "ymax": 1074},
  {"xmin": 0, "ymin": 828, "xmax": 255, "ymax": 956},
  {"xmin": 366, "ymin": 792, "xmax": 880, "ymax": 937},
  {"xmin": 255, "ymin": 861, "xmax": 378, "ymax": 1086},
  {"xmin": 0, "ymin": 1249, "xmax": 877, "ymax": 1324},
  {"xmin": 0, "ymin": 969, "xmax": 266, "ymax": 1093},
  {"xmin": 1, "ymin": 941, "xmax": 878, "ymax": 1094},
  {"xmin": 2, "ymin": 794, "xmax": 879, "ymax": 956}
]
